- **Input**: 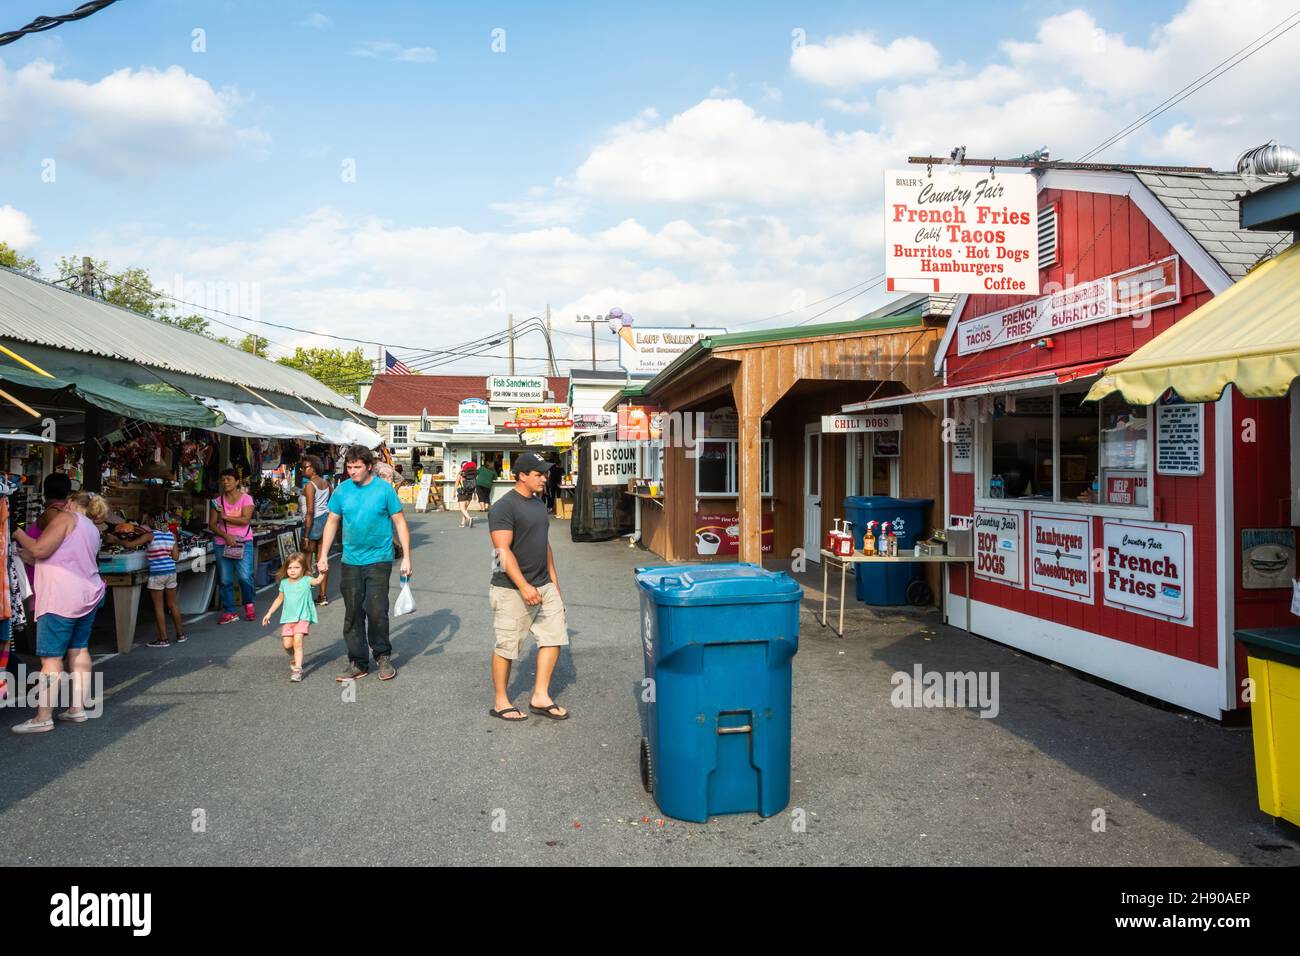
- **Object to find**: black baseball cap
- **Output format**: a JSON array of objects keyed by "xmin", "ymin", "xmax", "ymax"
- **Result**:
[{"xmin": 513, "ymin": 452, "xmax": 554, "ymax": 474}]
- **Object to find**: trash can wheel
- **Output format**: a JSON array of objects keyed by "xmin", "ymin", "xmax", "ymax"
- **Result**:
[
  {"xmin": 906, "ymin": 579, "xmax": 933, "ymax": 607},
  {"xmin": 639, "ymin": 737, "xmax": 653, "ymax": 793}
]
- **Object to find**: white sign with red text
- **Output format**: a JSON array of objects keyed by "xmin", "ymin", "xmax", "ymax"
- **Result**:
[
  {"xmin": 820, "ymin": 413, "xmax": 903, "ymax": 433},
  {"xmin": 1029, "ymin": 512, "xmax": 1093, "ymax": 604},
  {"xmin": 885, "ymin": 169, "xmax": 1039, "ymax": 296},
  {"xmin": 956, "ymin": 256, "xmax": 1180, "ymax": 356},
  {"xmin": 1102, "ymin": 520, "xmax": 1193, "ymax": 627},
  {"xmin": 974, "ymin": 509, "xmax": 1022, "ymax": 586}
]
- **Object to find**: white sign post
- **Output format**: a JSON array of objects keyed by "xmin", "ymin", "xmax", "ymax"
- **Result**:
[
  {"xmin": 415, "ymin": 473, "xmax": 433, "ymax": 513},
  {"xmin": 884, "ymin": 168, "xmax": 1039, "ymax": 296},
  {"xmin": 974, "ymin": 510, "xmax": 1022, "ymax": 586},
  {"xmin": 589, "ymin": 441, "xmax": 639, "ymax": 486},
  {"xmin": 487, "ymin": 375, "xmax": 546, "ymax": 405},
  {"xmin": 1029, "ymin": 512, "xmax": 1093, "ymax": 603},
  {"xmin": 951, "ymin": 420, "xmax": 974, "ymax": 474},
  {"xmin": 1102, "ymin": 520, "xmax": 1193, "ymax": 626}
]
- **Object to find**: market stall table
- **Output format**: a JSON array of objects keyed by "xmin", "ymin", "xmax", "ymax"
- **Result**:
[
  {"xmin": 98, "ymin": 542, "xmax": 216, "ymax": 653},
  {"xmin": 815, "ymin": 550, "xmax": 974, "ymax": 638}
]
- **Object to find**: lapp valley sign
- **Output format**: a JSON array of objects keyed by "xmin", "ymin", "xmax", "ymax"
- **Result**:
[{"xmin": 957, "ymin": 256, "xmax": 1181, "ymax": 356}]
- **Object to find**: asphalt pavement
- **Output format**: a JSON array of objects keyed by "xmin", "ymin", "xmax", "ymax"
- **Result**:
[{"xmin": 1, "ymin": 509, "xmax": 1295, "ymax": 866}]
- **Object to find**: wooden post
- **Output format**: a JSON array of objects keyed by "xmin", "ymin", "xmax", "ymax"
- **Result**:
[{"xmin": 733, "ymin": 358, "xmax": 764, "ymax": 566}]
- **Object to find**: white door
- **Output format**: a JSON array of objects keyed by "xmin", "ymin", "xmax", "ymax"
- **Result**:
[{"xmin": 804, "ymin": 423, "xmax": 822, "ymax": 563}]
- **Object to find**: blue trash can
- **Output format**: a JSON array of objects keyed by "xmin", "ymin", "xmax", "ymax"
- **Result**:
[
  {"xmin": 634, "ymin": 563, "xmax": 801, "ymax": 823},
  {"xmin": 842, "ymin": 496, "xmax": 933, "ymax": 605}
]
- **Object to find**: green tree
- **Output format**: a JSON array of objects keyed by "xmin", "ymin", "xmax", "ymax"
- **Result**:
[
  {"xmin": 237, "ymin": 334, "xmax": 269, "ymax": 357},
  {"xmin": 0, "ymin": 242, "xmax": 39, "ymax": 276},
  {"xmin": 277, "ymin": 346, "xmax": 372, "ymax": 400}
]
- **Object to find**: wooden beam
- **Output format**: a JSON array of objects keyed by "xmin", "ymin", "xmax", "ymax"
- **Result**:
[{"xmin": 733, "ymin": 358, "xmax": 765, "ymax": 565}]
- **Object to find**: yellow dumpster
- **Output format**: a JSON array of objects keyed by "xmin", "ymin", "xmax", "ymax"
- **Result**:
[{"xmin": 1236, "ymin": 628, "xmax": 1300, "ymax": 827}]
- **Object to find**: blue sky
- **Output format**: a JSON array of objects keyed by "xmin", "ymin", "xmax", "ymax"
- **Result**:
[{"xmin": 0, "ymin": 0, "xmax": 1293, "ymax": 374}]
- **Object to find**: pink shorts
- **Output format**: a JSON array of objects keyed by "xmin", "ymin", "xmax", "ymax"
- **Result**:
[{"xmin": 281, "ymin": 622, "xmax": 310, "ymax": 637}]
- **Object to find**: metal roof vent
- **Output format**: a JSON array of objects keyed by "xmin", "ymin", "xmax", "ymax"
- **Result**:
[{"xmin": 1236, "ymin": 141, "xmax": 1300, "ymax": 177}]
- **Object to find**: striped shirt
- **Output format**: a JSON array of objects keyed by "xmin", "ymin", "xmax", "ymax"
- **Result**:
[{"xmin": 147, "ymin": 530, "xmax": 177, "ymax": 575}]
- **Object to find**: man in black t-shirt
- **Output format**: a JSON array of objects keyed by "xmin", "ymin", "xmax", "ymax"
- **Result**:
[{"xmin": 486, "ymin": 452, "xmax": 570, "ymax": 722}]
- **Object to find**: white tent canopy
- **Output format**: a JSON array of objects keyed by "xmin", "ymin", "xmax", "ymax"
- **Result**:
[{"xmin": 201, "ymin": 398, "xmax": 383, "ymax": 448}]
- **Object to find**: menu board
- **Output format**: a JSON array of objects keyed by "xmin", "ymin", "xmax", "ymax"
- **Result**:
[
  {"xmin": 1101, "ymin": 520, "xmax": 1193, "ymax": 626},
  {"xmin": 1156, "ymin": 402, "xmax": 1203, "ymax": 476},
  {"xmin": 974, "ymin": 509, "xmax": 1022, "ymax": 586},
  {"xmin": 951, "ymin": 420, "xmax": 974, "ymax": 474},
  {"xmin": 1029, "ymin": 512, "xmax": 1093, "ymax": 603}
]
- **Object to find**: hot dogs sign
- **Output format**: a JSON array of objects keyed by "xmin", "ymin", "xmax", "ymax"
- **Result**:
[{"xmin": 974, "ymin": 510, "xmax": 1021, "ymax": 586}]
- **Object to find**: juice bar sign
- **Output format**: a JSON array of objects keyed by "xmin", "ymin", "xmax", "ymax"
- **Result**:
[
  {"xmin": 974, "ymin": 510, "xmax": 1021, "ymax": 586},
  {"xmin": 1102, "ymin": 520, "xmax": 1193, "ymax": 626}
]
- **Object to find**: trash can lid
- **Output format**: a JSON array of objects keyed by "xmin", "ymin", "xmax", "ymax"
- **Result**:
[
  {"xmin": 634, "ymin": 562, "xmax": 803, "ymax": 607},
  {"xmin": 843, "ymin": 496, "xmax": 934, "ymax": 509},
  {"xmin": 1236, "ymin": 627, "xmax": 1300, "ymax": 664}
]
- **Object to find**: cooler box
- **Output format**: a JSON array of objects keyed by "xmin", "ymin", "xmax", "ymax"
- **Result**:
[
  {"xmin": 634, "ymin": 563, "xmax": 801, "ymax": 823},
  {"xmin": 842, "ymin": 496, "xmax": 932, "ymax": 606}
]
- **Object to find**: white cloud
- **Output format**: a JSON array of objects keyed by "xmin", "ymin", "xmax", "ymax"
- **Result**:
[
  {"xmin": 791, "ymin": 32, "xmax": 941, "ymax": 88},
  {"xmin": 0, "ymin": 205, "xmax": 37, "ymax": 248},
  {"xmin": 575, "ymin": 98, "xmax": 886, "ymax": 205},
  {"xmin": 825, "ymin": 97, "xmax": 872, "ymax": 115},
  {"xmin": 490, "ymin": 188, "xmax": 586, "ymax": 226},
  {"xmin": 0, "ymin": 60, "xmax": 268, "ymax": 177},
  {"xmin": 352, "ymin": 42, "xmax": 437, "ymax": 63},
  {"xmin": 301, "ymin": 13, "xmax": 332, "ymax": 29}
]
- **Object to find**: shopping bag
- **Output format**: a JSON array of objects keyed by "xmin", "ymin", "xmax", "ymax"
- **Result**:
[{"xmin": 393, "ymin": 575, "xmax": 416, "ymax": 617}]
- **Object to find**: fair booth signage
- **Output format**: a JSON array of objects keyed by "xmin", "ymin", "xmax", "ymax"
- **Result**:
[
  {"xmin": 619, "ymin": 327, "xmax": 726, "ymax": 376},
  {"xmin": 974, "ymin": 509, "xmax": 1022, "ymax": 586},
  {"xmin": 956, "ymin": 256, "xmax": 1181, "ymax": 356},
  {"xmin": 1102, "ymin": 520, "xmax": 1193, "ymax": 626},
  {"xmin": 951, "ymin": 420, "xmax": 974, "ymax": 474},
  {"xmin": 884, "ymin": 168, "xmax": 1039, "ymax": 296},
  {"xmin": 1029, "ymin": 512, "xmax": 1093, "ymax": 604},
  {"xmin": 1155, "ymin": 400, "xmax": 1203, "ymax": 476},
  {"xmin": 590, "ymin": 441, "xmax": 639, "ymax": 486},
  {"xmin": 487, "ymin": 375, "xmax": 547, "ymax": 405},
  {"xmin": 453, "ymin": 398, "xmax": 493, "ymax": 434},
  {"xmin": 821, "ymin": 413, "xmax": 902, "ymax": 433}
]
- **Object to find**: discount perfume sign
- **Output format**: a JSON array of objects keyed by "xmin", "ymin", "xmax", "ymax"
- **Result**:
[{"xmin": 884, "ymin": 169, "xmax": 1039, "ymax": 296}]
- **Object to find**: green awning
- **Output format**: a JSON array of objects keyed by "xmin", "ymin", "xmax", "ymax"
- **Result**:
[{"xmin": 0, "ymin": 363, "xmax": 222, "ymax": 429}]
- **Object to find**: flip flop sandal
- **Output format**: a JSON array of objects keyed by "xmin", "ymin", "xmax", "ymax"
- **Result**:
[
  {"xmin": 529, "ymin": 702, "xmax": 570, "ymax": 720},
  {"xmin": 489, "ymin": 707, "xmax": 528, "ymax": 722}
]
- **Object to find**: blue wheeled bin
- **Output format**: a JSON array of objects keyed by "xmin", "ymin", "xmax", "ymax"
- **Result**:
[
  {"xmin": 842, "ymin": 496, "xmax": 933, "ymax": 605},
  {"xmin": 634, "ymin": 563, "xmax": 801, "ymax": 824}
]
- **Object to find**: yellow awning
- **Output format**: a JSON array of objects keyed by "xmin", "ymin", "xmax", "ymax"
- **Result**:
[{"xmin": 1087, "ymin": 241, "xmax": 1300, "ymax": 404}]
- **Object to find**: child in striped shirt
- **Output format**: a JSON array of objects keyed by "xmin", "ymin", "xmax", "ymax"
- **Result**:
[{"xmin": 145, "ymin": 520, "xmax": 187, "ymax": 648}]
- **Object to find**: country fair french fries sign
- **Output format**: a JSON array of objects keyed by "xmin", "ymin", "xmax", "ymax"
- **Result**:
[{"xmin": 884, "ymin": 169, "xmax": 1039, "ymax": 296}]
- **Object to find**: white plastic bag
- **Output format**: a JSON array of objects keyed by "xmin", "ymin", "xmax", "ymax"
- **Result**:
[{"xmin": 393, "ymin": 575, "xmax": 416, "ymax": 617}]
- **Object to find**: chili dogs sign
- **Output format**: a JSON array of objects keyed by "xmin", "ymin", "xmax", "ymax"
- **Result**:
[
  {"xmin": 1029, "ymin": 513, "xmax": 1092, "ymax": 604},
  {"xmin": 885, "ymin": 169, "xmax": 1039, "ymax": 296},
  {"xmin": 1102, "ymin": 520, "xmax": 1193, "ymax": 626},
  {"xmin": 957, "ymin": 256, "xmax": 1181, "ymax": 356},
  {"xmin": 820, "ymin": 413, "xmax": 902, "ymax": 433},
  {"xmin": 974, "ymin": 510, "xmax": 1022, "ymax": 586}
]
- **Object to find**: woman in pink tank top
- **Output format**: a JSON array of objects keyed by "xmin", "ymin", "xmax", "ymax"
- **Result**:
[{"xmin": 10, "ymin": 492, "xmax": 107, "ymax": 734}]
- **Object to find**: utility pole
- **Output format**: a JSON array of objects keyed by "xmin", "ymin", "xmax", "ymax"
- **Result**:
[
  {"xmin": 546, "ymin": 304, "xmax": 557, "ymax": 376},
  {"xmin": 508, "ymin": 313, "xmax": 515, "ymax": 374},
  {"xmin": 81, "ymin": 256, "xmax": 94, "ymax": 296},
  {"xmin": 575, "ymin": 313, "xmax": 606, "ymax": 369}
]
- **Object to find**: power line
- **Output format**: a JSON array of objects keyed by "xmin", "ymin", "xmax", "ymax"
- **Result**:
[
  {"xmin": 1076, "ymin": 9, "xmax": 1300, "ymax": 162},
  {"xmin": 795, "ymin": 278, "xmax": 886, "ymax": 325},
  {"xmin": 729, "ymin": 273, "xmax": 885, "ymax": 330},
  {"xmin": 0, "ymin": 0, "xmax": 119, "ymax": 47}
]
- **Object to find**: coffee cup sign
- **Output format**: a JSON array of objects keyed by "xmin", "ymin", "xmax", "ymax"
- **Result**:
[{"xmin": 974, "ymin": 510, "xmax": 1022, "ymax": 586}]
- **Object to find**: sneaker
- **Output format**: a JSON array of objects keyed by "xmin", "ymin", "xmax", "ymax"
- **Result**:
[
  {"xmin": 175, "ymin": 634, "xmax": 187, "ymax": 644},
  {"xmin": 10, "ymin": 718, "xmax": 54, "ymax": 735},
  {"xmin": 56, "ymin": 709, "xmax": 88, "ymax": 723},
  {"xmin": 244, "ymin": 603, "xmax": 256, "ymax": 621},
  {"xmin": 218, "ymin": 613, "xmax": 238, "ymax": 625},
  {"xmin": 289, "ymin": 668, "xmax": 304, "ymax": 683},
  {"xmin": 376, "ymin": 655, "xmax": 396, "ymax": 681},
  {"xmin": 145, "ymin": 639, "xmax": 171, "ymax": 648},
  {"xmin": 336, "ymin": 662, "xmax": 368, "ymax": 682}
]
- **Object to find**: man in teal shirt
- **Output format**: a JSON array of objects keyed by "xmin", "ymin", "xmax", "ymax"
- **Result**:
[{"xmin": 317, "ymin": 445, "xmax": 412, "ymax": 681}]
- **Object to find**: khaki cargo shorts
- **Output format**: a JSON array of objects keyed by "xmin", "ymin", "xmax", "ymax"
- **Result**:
[{"xmin": 489, "ymin": 583, "xmax": 569, "ymax": 660}]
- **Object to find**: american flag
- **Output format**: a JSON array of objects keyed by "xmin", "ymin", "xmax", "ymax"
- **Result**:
[{"xmin": 384, "ymin": 350, "xmax": 413, "ymax": 375}]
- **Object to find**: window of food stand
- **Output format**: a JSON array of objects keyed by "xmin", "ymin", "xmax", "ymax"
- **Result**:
[
  {"xmin": 847, "ymin": 432, "xmax": 898, "ymax": 496},
  {"xmin": 694, "ymin": 439, "xmax": 773, "ymax": 496},
  {"xmin": 641, "ymin": 440, "xmax": 664, "ymax": 484},
  {"xmin": 976, "ymin": 386, "xmax": 1152, "ymax": 516}
]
